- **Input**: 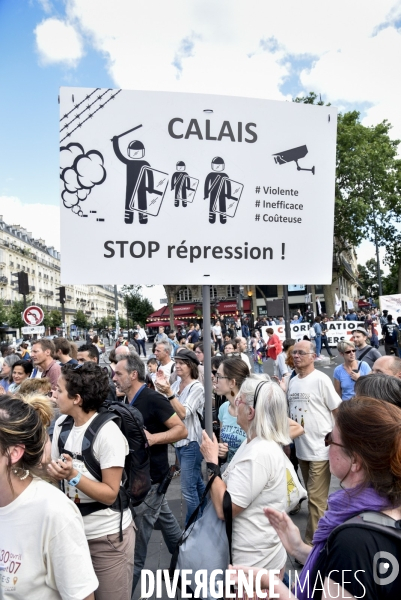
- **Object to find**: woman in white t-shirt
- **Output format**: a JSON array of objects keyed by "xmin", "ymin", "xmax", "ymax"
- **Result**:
[
  {"xmin": 200, "ymin": 375, "xmax": 291, "ymax": 574},
  {"xmin": 0, "ymin": 393, "xmax": 98, "ymax": 600},
  {"xmin": 48, "ymin": 363, "xmax": 134, "ymax": 600}
]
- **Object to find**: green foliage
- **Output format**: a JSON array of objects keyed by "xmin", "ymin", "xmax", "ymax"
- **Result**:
[
  {"xmin": 382, "ymin": 262, "xmax": 400, "ymax": 296},
  {"xmin": 357, "ymin": 259, "xmax": 384, "ymax": 299},
  {"xmin": 294, "ymin": 93, "xmax": 401, "ymax": 255},
  {"xmin": 0, "ymin": 299, "xmax": 8, "ymax": 326},
  {"xmin": 73, "ymin": 309, "xmax": 91, "ymax": 329},
  {"xmin": 6, "ymin": 299, "xmax": 27, "ymax": 328},
  {"xmin": 124, "ymin": 291, "xmax": 155, "ymax": 327}
]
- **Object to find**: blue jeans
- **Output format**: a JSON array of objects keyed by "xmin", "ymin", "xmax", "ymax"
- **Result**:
[
  {"xmin": 315, "ymin": 335, "xmax": 322, "ymax": 356},
  {"xmin": 132, "ymin": 483, "xmax": 182, "ymax": 594},
  {"xmin": 137, "ymin": 338, "xmax": 146, "ymax": 356},
  {"xmin": 176, "ymin": 441, "xmax": 205, "ymax": 524},
  {"xmin": 253, "ymin": 361, "xmax": 264, "ymax": 373}
]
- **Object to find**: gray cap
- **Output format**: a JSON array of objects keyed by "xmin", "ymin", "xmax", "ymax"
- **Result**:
[{"xmin": 354, "ymin": 327, "xmax": 368, "ymax": 336}]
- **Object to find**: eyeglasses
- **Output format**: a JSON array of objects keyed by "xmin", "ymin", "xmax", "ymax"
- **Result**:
[
  {"xmin": 344, "ymin": 350, "xmax": 355, "ymax": 355},
  {"xmin": 292, "ymin": 350, "xmax": 314, "ymax": 356},
  {"xmin": 324, "ymin": 431, "xmax": 345, "ymax": 448},
  {"xmin": 215, "ymin": 373, "xmax": 229, "ymax": 381}
]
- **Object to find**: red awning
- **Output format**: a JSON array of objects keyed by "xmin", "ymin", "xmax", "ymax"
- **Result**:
[
  {"xmin": 147, "ymin": 320, "xmax": 186, "ymax": 328},
  {"xmin": 147, "ymin": 303, "xmax": 197, "ymax": 320},
  {"xmin": 216, "ymin": 299, "xmax": 251, "ymax": 314}
]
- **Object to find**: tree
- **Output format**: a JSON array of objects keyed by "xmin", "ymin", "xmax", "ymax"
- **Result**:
[
  {"xmin": 0, "ymin": 299, "xmax": 8, "ymax": 326},
  {"xmin": 73, "ymin": 309, "xmax": 91, "ymax": 329},
  {"xmin": 6, "ymin": 299, "xmax": 28, "ymax": 329},
  {"xmin": 124, "ymin": 292, "xmax": 154, "ymax": 327},
  {"xmin": 358, "ymin": 258, "xmax": 384, "ymax": 299},
  {"xmin": 295, "ymin": 93, "xmax": 401, "ymax": 311},
  {"xmin": 43, "ymin": 310, "xmax": 62, "ymax": 329}
]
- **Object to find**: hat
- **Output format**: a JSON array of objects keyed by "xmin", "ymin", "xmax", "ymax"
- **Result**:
[
  {"xmin": 175, "ymin": 348, "xmax": 200, "ymax": 365},
  {"xmin": 354, "ymin": 327, "xmax": 368, "ymax": 336}
]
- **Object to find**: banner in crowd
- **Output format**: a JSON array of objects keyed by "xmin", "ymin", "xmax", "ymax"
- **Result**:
[
  {"xmin": 59, "ymin": 87, "xmax": 337, "ymax": 284},
  {"xmin": 379, "ymin": 294, "xmax": 401, "ymax": 318},
  {"xmin": 262, "ymin": 321, "xmax": 364, "ymax": 347}
]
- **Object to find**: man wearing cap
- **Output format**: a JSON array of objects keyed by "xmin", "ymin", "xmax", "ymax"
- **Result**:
[
  {"xmin": 353, "ymin": 327, "xmax": 381, "ymax": 368},
  {"xmin": 204, "ymin": 156, "xmax": 236, "ymax": 224}
]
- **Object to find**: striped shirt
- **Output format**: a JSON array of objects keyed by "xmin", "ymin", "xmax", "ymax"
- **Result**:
[{"xmin": 171, "ymin": 379, "xmax": 204, "ymax": 447}]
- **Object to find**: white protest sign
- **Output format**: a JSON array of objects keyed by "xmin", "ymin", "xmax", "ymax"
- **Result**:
[
  {"xmin": 380, "ymin": 294, "xmax": 401, "ymax": 318},
  {"xmin": 262, "ymin": 321, "xmax": 364, "ymax": 347},
  {"xmin": 59, "ymin": 88, "xmax": 337, "ymax": 285}
]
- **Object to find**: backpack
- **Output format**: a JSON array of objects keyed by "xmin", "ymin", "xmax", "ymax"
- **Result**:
[
  {"xmin": 58, "ymin": 401, "xmax": 151, "ymax": 537},
  {"xmin": 327, "ymin": 511, "xmax": 401, "ymax": 556}
]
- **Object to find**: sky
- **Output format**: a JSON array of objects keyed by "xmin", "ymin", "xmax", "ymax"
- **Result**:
[{"xmin": 1, "ymin": 0, "xmax": 400, "ymax": 308}]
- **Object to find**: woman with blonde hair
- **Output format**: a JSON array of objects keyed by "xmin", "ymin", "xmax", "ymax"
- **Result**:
[
  {"xmin": 333, "ymin": 340, "xmax": 371, "ymax": 400},
  {"xmin": 201, "ymin": 375, "xmax": 291, "ymax": 576},
  {"xmin": 0, "ymin": 393, "xmax": 98, "ymax": 599}
]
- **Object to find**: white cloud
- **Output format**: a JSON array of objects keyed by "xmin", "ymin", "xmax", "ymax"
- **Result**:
[
  {"xmin": 0, "ymin": 197, "xmax": 60, "ymax": 251},
  {"xmin": 58, "ymin": 0, "xmax": 401, "ymax": 140},
  {"xmin": 34, "ymin": 17, "xmax": 84, "ymax": 66},
  {"xmin": 37, "ymin": 0, "xmax": 53, "ymax": 13}
]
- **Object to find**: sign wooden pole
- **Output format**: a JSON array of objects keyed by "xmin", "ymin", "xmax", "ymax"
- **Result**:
[{"xmin": 202, "ymin": 285, "xmax": 213, "ymax": 439}]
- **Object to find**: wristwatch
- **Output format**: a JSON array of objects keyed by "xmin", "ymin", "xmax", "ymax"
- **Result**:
[
  {"xmin": 68, "ymin": 472, "xmax": 82, "ymax": 487},
  {"xmin": 207, "ymin": 462, "xmax": 221, "ymax": 478},
  {"xmin": 167, "ymin": 393, "xmax": 175, "ymax": 401}
]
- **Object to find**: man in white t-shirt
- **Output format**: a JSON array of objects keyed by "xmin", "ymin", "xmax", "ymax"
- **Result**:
[
  {"xmin": 154, "ymin": 341, "xmax": 175, "ymax": 378},
  {"xmin": 288, "ymin": 340, "xmax": 342, "ymax": 546}
]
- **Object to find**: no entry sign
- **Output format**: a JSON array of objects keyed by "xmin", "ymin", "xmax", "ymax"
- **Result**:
[{"xmin": 23, "ymin": 305, "xmax": 44, "ymax": 326}]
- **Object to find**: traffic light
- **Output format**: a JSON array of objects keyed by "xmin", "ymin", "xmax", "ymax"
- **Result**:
[
  {"xmin": 11, "ymin": 272, "xmax": 29, "ymax": 295},
  {"xmin": 56, "ymin": 286, "xmax": 66, "ymax": 304}
]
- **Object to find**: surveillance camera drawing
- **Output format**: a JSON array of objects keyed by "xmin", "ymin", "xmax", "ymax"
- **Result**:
[{"xmin": 273, "ymin": 145, "xmax": 315, "ymax": 175}]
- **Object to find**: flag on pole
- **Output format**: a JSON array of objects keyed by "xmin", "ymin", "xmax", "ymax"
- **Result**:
[
  {"xmin": 317, "ymin": 297, "xmax": 322, "ymax": 314},
  {"xmin": 335, "ymin": 294, "xmax": 341, "ymax": 312}
]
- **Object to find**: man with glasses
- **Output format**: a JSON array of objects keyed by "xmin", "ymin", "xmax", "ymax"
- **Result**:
[{"xmin": 287, "ymin": 340, "xmax": 342, "ymax": 547}]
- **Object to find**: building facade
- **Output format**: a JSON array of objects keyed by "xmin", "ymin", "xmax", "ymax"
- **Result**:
[{"xmin": 0, "ymin": 218, "xmax": 125, "ymax": 331}]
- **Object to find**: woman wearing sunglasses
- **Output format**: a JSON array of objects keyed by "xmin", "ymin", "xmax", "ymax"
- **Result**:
[
  {"xmin": 200, "ymin": 375, "xmax": 291, "ymax": 576},
  {"xmin": 333, "ymin": 340, "xmax": 371, "ymax": 400},
  {"xmin": 231, "ymin": 396, "xmax": 401, "ymax": 599}
]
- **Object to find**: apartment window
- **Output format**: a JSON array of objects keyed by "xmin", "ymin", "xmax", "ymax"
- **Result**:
[
  {"xmin": 177, "ymin": 288, "xmax": 192, "ymax": 301},
  {"xmin": 210, "ymin": 286, "xmax": 218, "ymax": 299},
  {"xmin": 226, "ymin": 286, "xmax": 236, "ymax": 298}
]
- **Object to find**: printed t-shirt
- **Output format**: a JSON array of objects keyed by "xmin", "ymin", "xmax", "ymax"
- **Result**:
[
  {"xmin": 51, "ymin": 412, "xmax": 132, "ymax": 540},
  {"xmin": 133, "ymin": 386, "xmax": 176, "ymax": 483},
  {"xmin": 288, "ymin": 369, "xmax": 342, "ymax": 461},
  {"xmin": 222, "ymin": 437, "xmax": 287, "ymax": 570},
  {"xmin": 0, "ymin": 477, "xmax": 98, "ymax": 600},
  {"xmin": 333, "ymin": 362, "xmax": 371, "ymax": 400},
  {"xmin": 218, "ymin": 401, "xmax": 246, "ymax": 462},
  {"xmin": 158, "ymin": 360, "xmax": 175, "ymax": 378}
]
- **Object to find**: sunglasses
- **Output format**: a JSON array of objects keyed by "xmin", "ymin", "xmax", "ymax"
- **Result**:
[
  {"xmin": 344, "ymin": 350, "xmax": 355, "ymax": 355},
  {"xmin": 324, "ymin": 431, "xmax": 345, "ymax": 448}
]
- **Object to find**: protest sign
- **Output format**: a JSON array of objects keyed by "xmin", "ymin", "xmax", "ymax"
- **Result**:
[
  {"xmin": 262, "ymin": 321, "xmax": 364, "ymax": 347},
  {"xmin": 379, "ymin": 294, "xmax": 401, "ymax": 318},
  {"xmin": 60, "ymin": 87, "xmax": 337, "ymax": 284}
]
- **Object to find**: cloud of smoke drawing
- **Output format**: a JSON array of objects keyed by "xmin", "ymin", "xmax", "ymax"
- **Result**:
[{"xmin": 60, "ymin": 143, "xmax": 106, "ymax": 215}]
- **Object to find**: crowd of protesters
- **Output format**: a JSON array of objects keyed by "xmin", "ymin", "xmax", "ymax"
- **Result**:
[{"xmin": 1, "ymin": 305, "xmax": 401, "ymax": 599}]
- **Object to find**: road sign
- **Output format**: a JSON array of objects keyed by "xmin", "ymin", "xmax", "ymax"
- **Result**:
[
  {"xmin": 60, "ymin": 87, "xmax": 337, "ymax": 285},
  {"xmin": 21, "ymin": 326, "xmax": 45, "ymax": 335},
  {"xmin": 23, "ymin": 305, "xmax": 44, "ymax": 326}
]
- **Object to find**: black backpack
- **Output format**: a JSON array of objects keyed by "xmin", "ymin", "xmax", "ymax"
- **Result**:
[
  {"xmin": 327, "ymin": 511, "xmax": 401, "ymax": 555},
  {"xmin": 58, "ymin": 401, "xmax": 151, "ymax": 538}
]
